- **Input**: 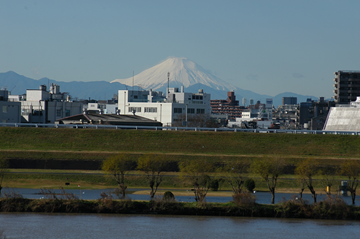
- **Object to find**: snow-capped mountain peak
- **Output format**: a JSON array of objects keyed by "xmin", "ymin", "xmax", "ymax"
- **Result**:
[{"xmin": 111, "ymin": 57, "xmax": 236, "ymax": 91}]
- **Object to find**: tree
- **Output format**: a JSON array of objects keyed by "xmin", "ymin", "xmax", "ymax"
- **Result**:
[
  {"xmin": 0, "ymin": 158, "xmax": 9, "ymax": 196},
  {"xmin": 295, "ymin": 158, "xmax": 318, "ymax": 203},
  {"xmin": 339, "ymin": 160, "xmax": 360, "ymax": 205},
  {"xmin": 222, "ymin": 161, "xmax": 249, "ymax": 194},
  {"xmin": 137, "ymin": 154, "xmax": 168, "ymax": 199},
  {"xmin": 244, "ymin": 178, "xmax": 256, "ymax": 193},
  {"xmin": 179, "ymin": 160, "xmax": 214, "ymax": 203},
  {"xmin": 102, "ymin": 154, "xmax": 134, "ymax": 198},
  {"xmin": 251, "ymin": 157, "xmax": 285, "ymax": 204}
]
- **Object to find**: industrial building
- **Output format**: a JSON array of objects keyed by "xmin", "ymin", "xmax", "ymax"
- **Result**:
[{"xmin": 17, "ymin": 84, "xmax": 83, "ymax": 123}]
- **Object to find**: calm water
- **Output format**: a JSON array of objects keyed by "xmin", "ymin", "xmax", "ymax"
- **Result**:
[
  {"xmin": 0, "ymin": 213, "xmax": 360, "ymax": 239},
  {"xmin": 2, "ymin": 188, "xmax": 358, "ymax": 205}
]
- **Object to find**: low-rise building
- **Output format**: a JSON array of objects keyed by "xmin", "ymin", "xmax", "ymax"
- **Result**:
[{"xmin": 56, "ymin": 112, "xmax": 162, "ymax": 127}]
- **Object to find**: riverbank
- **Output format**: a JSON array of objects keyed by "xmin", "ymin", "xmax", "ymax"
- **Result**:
[{"xmin": 1, "ymin": 197, "xmax": 359, "ymax": 220}]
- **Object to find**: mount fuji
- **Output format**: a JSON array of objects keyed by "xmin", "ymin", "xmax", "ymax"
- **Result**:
[
  {"xmin": 112, "ymin": 57, "xmax": 237, "ymax": 92},
  {"xmin": 112, "ymin": 57, "xmax": 315, "ymax": 106}
]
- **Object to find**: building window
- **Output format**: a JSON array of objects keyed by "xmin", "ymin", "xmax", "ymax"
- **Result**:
[
  {"xmin": 144, "ymin": 107, "xmax": 157, "ymax": 113},
  {"xmin": 65, "ymin": 110, "xmax": 71, "ymax": 117},
  {"xmin": 56, "ymin": 109, "xmax": 62, "ymax": 117},
  {"xmin": 2, "ymin": 106, "xmax": 7, "ymax": 113},
  {"xmin": 129, "ymin": 107, "xmax": 141, "ymax": 113},
  {"xmin": 174, "ymin": 108, "xmax": 182, "ymax": 114},
  {"xmin": 196, "ymin": 109, "xmax": 205, "ymax": 114},
  {"xmin": 187, "ymin": 108, "xmax": 195, "ymax": 114}
]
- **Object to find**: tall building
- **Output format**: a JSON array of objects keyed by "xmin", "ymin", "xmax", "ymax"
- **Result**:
[
  {"xmin": 282, "ymin": 97, "xmax": 297, "ymax": 105},
  {"xmin": 210, "ymin": 91, "xmax": 245, "ymax": 120},
  {"xmin": 333, "ymin": 71, "xmax": 360, "ymax": 104}
]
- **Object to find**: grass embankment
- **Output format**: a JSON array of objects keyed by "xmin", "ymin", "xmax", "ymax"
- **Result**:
[
  {"xmin": 1, "ymin": 127, "xmax": 360, "ymax": 159},
  {"xmin": 1, "ymin": 127, "xmax": 360, "ymax": 193}
]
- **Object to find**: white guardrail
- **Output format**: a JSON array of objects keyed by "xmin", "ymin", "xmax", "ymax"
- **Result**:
[{"xmin": 0, "ymin": 122, "xmax": 360, "ymax": 135}]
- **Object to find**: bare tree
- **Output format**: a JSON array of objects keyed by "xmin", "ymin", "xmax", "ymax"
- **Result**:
[
  {"xmin": 318, "ymin": 166, "xmax": 338, "ymax": 197},
  {"xmin": 222, "ymin": 160, "xmax": 249, "ymax": 194},
  {"xmin": 102, "ymin": 154, "xmax": 134, "ymax": 198},
  {"xmin": 251, "ymin": 157, "xmax": 285, "ymax": 204},
  {"xmin": 339, "ymin": 160, "xmax": 360, "ymax": 205},
  {"xmin": 179, "ymin": 160, "xmax": 214, "ymax": 203},
  {"xmin": 295, "ymin": 158, "xmax": 318, "ymax": 203},
  {"xmin": 137, "ymin": 154, "xmax": 168, "ymax": 199}
]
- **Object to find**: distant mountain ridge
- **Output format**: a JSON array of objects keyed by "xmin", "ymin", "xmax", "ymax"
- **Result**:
[
  {"xmin": 0, "ymin": 71, "xmax": 128, "ymax": 100},
  {"xmin": 0, "ymin": 70, "xmax": 318, "ymax": 107}
]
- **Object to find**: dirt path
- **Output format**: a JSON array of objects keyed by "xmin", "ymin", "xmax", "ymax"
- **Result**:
[{"xmin": 1, "ymin": 149, "xmax": 360, "ymax": 160}]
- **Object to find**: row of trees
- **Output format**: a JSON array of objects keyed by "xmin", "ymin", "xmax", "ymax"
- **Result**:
[
  {"xmin": 1, "ymin": 154, "xmax": 358, "ymax": 205},
  {"xmin": 102, "ymin": 154, "xmax": 360, "ymax": 205}
]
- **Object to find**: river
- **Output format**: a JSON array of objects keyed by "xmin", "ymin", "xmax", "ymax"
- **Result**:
[{"xmin": 0, "ymin": 213, "xmax": 359, "ymax": 239}]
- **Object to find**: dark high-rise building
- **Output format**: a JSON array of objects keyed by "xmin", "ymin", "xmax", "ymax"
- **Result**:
[
  {"xmin": 282, "ymin": 97, "xmax": 297, "ymax": 105},
  {"xmin": 333, "ymin": 71, "xmax": 360, "ymax": 104}
]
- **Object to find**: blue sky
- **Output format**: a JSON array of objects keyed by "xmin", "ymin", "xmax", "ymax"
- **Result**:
[{"xmin": 1, "ymin": 0, "xmax": 360, "ymax": 98}]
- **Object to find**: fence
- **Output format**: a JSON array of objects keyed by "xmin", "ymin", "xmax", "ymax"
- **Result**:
[{"xmin": 0, "ymin": 122, "xmax": 359, "ymax": 135}]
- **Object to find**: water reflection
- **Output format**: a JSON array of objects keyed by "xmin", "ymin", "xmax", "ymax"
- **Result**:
[{"xmin": 0, "ymin": 213, "xmax": 360, "ymax": 239}]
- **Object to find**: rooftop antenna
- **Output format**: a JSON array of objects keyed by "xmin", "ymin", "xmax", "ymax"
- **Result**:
[
  {"xmin": 167, "ymin": 72, "xmax": 170, "ymax": 95},
  {"xmin": 131, "ymin": 71, "xmax": 134, "ymax": 97}
]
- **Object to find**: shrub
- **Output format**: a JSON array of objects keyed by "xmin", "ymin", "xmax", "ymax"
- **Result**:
[
  {"xmin": 233, "ymin": 192, "xmax": 256, "ymax": 206},
  {"xmin": 244, "ymin": 178, "xmax": 255, "ymax": 192},
  {"xmin": 163, "ymin": 191, "xmax": 175, "ymax": 201}
]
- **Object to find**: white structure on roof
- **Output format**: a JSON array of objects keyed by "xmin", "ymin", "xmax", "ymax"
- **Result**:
[
  {"xmin": 323, "ymin": 97, "xmax": 360, "ymax": 131},
  {"xmin": 117, "ymin": 87, "xmax": 211, "ymax": 126}
]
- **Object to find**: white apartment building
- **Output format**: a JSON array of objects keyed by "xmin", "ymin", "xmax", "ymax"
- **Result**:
[
  {"xmin": 117, "ymin": 87, "xmax": 211, "ymax": 126},
  {"xmin": 19, "ymin": 84, "xmax": 83, "ymax": 123}
]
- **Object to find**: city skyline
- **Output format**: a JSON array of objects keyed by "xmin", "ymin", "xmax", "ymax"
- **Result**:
[{"xmin": 1, "ymin": 0, "xmax": 360, "ymax": 98}]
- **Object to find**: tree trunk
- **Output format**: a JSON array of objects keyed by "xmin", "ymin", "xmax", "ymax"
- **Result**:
[
  {"xmin": 299, "ymin": 188, "xmax": 304, "ymax": 199},
  {"xmin": 150, "ymin": 186, "xmax": 155, "ymax": 199},
  {"xmin": 312, "ymin": 193, "xmax": 317, "ymax": 203},
  {"xmin": 270, "ymin": 188, "xmax": 275, "ymax": 204},
  {"xmin": 351, "ymin": 192, "xmax": 356, "ymax": 205}
]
